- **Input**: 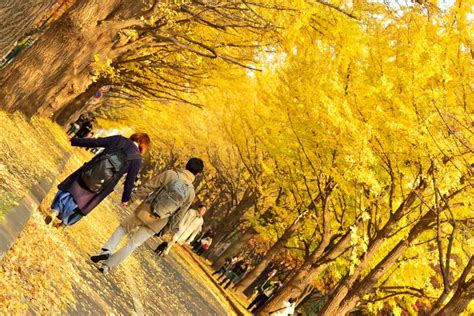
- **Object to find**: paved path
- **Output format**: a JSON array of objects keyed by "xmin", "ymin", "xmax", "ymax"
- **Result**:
[
  {"xmin": 1, "ymin": 195, "xmax": 230, "ymax": 315},
  {"xmin": 68, "ymin": 242, "xmax": 228, "ymax": 315}
]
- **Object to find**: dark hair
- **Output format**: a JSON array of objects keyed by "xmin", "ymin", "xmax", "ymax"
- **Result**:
[
  {"xmin": 198, "ymin": 204, "xmax": 206, "ymax": 209},
  {"xmin": 288, "ymin": 297, "xmax": 296, "ymax": 304},
  {"xmin": 130, "ymin": 132, "xmax": 151, "ymax": 154},
  {"xmin": 185, "ymin": 157, "xmax": 204, "ymax": 175}
]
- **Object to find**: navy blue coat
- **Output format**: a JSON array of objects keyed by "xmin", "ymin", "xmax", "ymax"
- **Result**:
[{"xmin": 58, "ymin": 135, "xmax": 141, "ymax": 215}]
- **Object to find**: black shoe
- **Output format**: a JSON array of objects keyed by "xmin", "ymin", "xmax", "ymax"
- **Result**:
[
  {"xmin": 44, "ymin": 215, "xmax": 53, "ymax": 225},
  {"xmin": 91, "ymin": 253, "xmax": 110, "ymax": 263}
]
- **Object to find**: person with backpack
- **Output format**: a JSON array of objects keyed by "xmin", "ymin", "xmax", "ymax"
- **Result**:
[
  {"xmin": 44, "ymin": 133, "xmax": 150, "ymax": 227},
  {"xmin": 162, "ymin": 204, "xmax": 207, "ymax": 255},
  {"xmin": 90, "ymin": 157, "xmax": 204, "ymax": 274}
]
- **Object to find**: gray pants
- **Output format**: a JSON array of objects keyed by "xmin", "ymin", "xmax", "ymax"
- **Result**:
[{"xmin": 102, "ymin": 213, "xmax": 168, "ymax": 269}]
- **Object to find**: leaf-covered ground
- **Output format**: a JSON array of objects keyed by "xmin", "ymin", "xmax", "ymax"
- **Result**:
[
  {"xmin": 0, "ymin": 113, "xmax": 69, "ymax": 217},
  {"xmin": 0, "ymin": 116, "xmax": 234, "ymax": 315}
]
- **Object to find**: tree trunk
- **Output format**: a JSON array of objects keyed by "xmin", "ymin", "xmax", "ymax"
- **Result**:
[
  {"xmin": 321, "ymin": 209, "xmax": 437, "ymax": 315},
  {"xmin": 258, "ymin": 230, "xmax": 352, "ymax": 315},
  {"xmin": 234, "ymin": 216, "xmax": 301, "ymax": 293},
  {"xmin": 208, "ymin": 188, "xmax": 256, "ymax": 265},
  {"xmin": 435, "ymin": 278, "xmax": 474, "ymax": 316},
  {"xmin": 0, "ymin": 0, "xmax": 56, "ymax": 56},
  {"xmin": 0, "ymin": 0, "xmax": 138, "ymax": 117},
  {"xmin": 431, "ymin": 256, "xmax": 474, "ymax": 315},
  {"xmin": 258, "ymin": 190, "xmax": 338, "ymax": 315},
  {"xmin": 52, "ymin": 77, "xmax": 109, "ymax": 125},
  {"xmin": 313, "ymin": 181, "xmax": 427, "ymax": 315}
]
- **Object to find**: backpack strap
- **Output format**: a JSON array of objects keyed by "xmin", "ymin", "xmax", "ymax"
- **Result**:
[{"xmin": 127, "ymin": 153, "xmax": 141, "ymax": 161}]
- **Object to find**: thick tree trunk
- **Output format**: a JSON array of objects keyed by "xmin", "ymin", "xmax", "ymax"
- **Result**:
[
  {"xmin": 0, "ymin": 0, "xmax": 139, "ymax": 117},
  {"xmin": 234, "ymin": 216, "xmax": 301, "ymax": 293},
  {"xmin": 435, "ymin": 278, "xmax": 474, "ymax": 316},
  {"xmin": 208, "ymin": 188, "xmax": 256, "ymax": 267},
  {"xmin": 0, "ymin": 0, "xmax": 56, "ymax": 56},
  {"xmin": 431, "ymin": 256, "xmax": 474, "ymax": 315}
]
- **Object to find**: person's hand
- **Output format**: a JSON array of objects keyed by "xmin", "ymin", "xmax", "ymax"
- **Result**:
[{"xmin": 122, "ymin": 201, "xmax": 129, "ymax": 207}]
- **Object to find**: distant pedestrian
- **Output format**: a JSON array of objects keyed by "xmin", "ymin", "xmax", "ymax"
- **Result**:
[
  {"xmin": 195, "ymin": 235, "xmax": 213, "ymax": 255},
  {"xmin": 247, "ymin": 281, "xmax": 282, "ymax": 313},
  {"xmin": 74, "ymin": 118, "xmax": 94, "ymax": 138},
  {"xmin": 269, "ymin": 298, "xmax": 296, "ymax": 316},
  {"xmin": 220, "ymin": 258, "xmax": 250, "ymax": 289},
  {"xmin": 163, "ymin": 205, "xmax": 207, "ymax": 255},
  {"xmin": 192, "ymin": 227, "xmax": 213, "ymax": 251},
  {"xmin": 251, "ymin": 268, "xmax": 278, "ymax": 297},
  {"xmin": 154, "ymin": 241, "xmax": 169, "ymax": 256},
  {"xmin": 212, "ymin": 256, "xmax": 234, "ymax": 280},
  {"xmin": 91, "ymin": 157, "xmax": 204, "ymax": 274},
  {"xmin": 66, "ymin": 114, "xmax": 87, "ymax": 136},
  {"xmin": 44, "ymin": 133, "xmax": 150, "ymax": 227}
]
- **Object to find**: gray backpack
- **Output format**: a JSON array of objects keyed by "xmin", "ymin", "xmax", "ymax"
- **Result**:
[{"xmin": 149, "ymin": 172, "xmax": 190, "ymax": 218}]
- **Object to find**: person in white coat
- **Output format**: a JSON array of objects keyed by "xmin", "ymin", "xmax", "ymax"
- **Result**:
[
  {"xmin": 269, "ymin": 298, "xmax": 296, "ymax": 316},
  {"xmin": 163, "ymin": 204, "xmax": 207, "ymax": 255}
]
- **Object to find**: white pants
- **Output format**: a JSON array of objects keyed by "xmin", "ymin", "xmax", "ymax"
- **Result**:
[{"xmin": 102, "ymin": 213, "xmax": 165, "ymax": 269}]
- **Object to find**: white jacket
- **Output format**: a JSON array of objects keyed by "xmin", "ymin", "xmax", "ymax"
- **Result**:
[
  {"xmin": 172, "ymin": 208, "xmax": 204, "ymax": 245},
  {"xmin": 270, "ymin": 301, "xmax": 295, "ymax": 316}
]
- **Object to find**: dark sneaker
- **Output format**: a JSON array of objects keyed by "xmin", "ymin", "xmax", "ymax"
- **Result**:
[
  {"xmin": 53, "ymin": 221, "xmax": 65, "ymax": 228},
  {"xmin": 91, "ymin": 253, "xmax": 110, "ymax": 263},
  {"xmin": 44, "ymin": 215, "xmax": 54, "ymax": 225}
]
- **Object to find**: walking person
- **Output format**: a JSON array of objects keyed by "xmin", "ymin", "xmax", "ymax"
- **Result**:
[
  {"xmin": 195, "ymin": 234, "xmax": 213, "ymax": 255},
  {"xmin": 90, "ymin": 157, "xmax": 204, "ymax": 274},
  {"xmin": 74, "ymin": 117, "xmax": 95, "ymax": 138},
  {"xmin": 220, "ymin": 258, "xmax": 250, "ymax": 289},
  {"xmin": 247, "ymin": 281, "xmax": 282, "ymax": 313},
  {"xmin": 269, "ymin": 298, "xmax": 296, "ymax": 316},
  {"xmin": 192, "ymin": 227, "xmax": 212, "ymax": 251},
  {"xmin": 154, "ymin": 241, "xmax": 169, "ymax": 256},
  {"xmin": 162, "ymin": 205, "xmax": 207, "ymax": 255},
  {"xmin": 44, "ymin": 133, "xmax": 150, "ymax": 227},
  {"xmin": 213, "ymin": 256, "xmax": 235, "ymax": 279},
  {"xmin": 66, "ymin": 113, "xmax": 87, "ymax": 136}
]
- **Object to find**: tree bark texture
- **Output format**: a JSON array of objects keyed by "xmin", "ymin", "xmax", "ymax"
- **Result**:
[
  {"xmin": 52, "ymin": 77, "xmax": 109, "ymax": 125},
  {"xmin": 0, "ymin": 0, "xmax": 56, "ymax": 56},
  {"xmin": 0, "ymin": 0, "xmax": 140, "ymax": 117},
  {"xmin": 435, "ymin": 278, "xmax": 474, "ymax": 316}
]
